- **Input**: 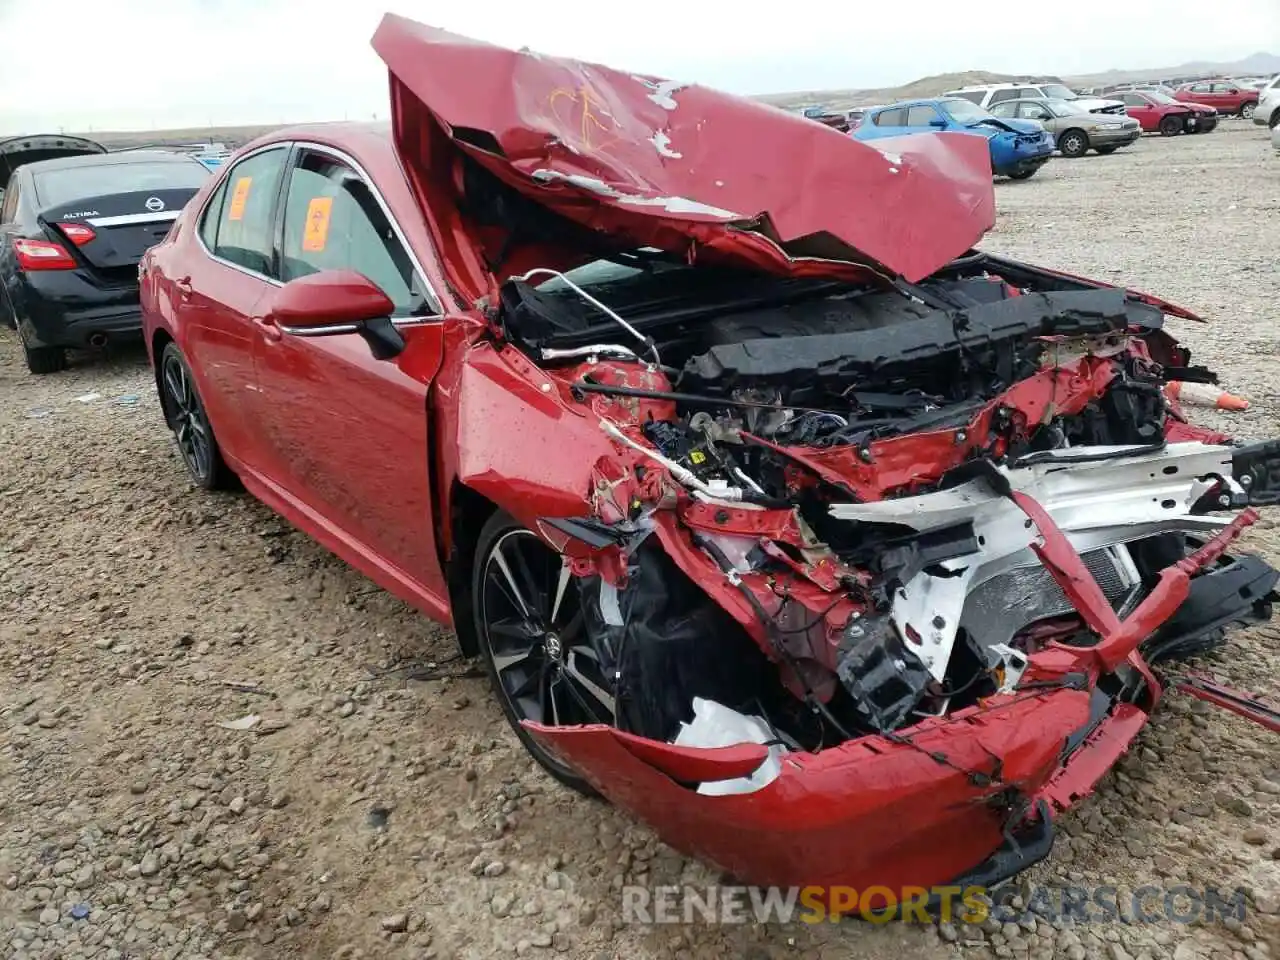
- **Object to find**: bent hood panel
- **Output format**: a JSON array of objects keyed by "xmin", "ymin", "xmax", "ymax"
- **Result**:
[{"xmin": 372, "ymin": 14, "xmax": 996, "ymax": 284}]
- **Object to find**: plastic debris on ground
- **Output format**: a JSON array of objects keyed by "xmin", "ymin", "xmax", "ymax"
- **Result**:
[
  {"xmin": 215, "ymin": 714, "xmax": 261, "ymax": 731},
  {"xmin": 671, "ymin": 697, "xmax": 787, "ymax": 796}
]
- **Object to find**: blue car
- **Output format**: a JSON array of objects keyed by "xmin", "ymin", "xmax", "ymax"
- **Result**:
[{"xmin": 853, "ymin": 97, "xmax": 1055, "ymax": 179}]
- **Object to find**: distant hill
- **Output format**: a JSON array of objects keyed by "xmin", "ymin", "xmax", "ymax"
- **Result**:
[
  {"xmin": 68, "ymin": 52, "xmax": 1278, "ymax": 146},
  {"xmin": 1065, "ymin": 52, "xmax": 1280, "ymax": 87}
]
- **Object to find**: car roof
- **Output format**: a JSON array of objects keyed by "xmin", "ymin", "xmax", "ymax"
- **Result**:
[{"xmin": 20, "ymin": 149, "xmax": 207, "ymax": 174}]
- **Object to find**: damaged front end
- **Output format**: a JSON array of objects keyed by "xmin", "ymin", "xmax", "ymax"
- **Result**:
[
  {"xmin": 371, "ymin": 15, "xmax": 1280, "ymax": 894},
  {"xmin": 504, "ymin": 255, "xmax": 1280, "ymax": 892}
]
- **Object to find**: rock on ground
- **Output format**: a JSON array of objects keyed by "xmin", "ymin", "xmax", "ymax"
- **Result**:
[{"xmin": 0, "ymin": 123, "xmax": 1278, "ymax": 959}]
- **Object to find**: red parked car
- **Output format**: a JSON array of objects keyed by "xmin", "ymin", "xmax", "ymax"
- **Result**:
[
  {"xmin": 1119, "ymin": 91, "xmax": 1215, "ymax": 135},
  {"xmin": 1174, "ymin": 80, "xmax": 1259, "ymax": 119},
  {"xmin": 140, "ymin": 13, "xmax": 1280, "ymax": 901}
]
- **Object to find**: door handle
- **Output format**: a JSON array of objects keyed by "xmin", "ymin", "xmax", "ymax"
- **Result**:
[{"xmin": 253, "ymin": 315, "xmax": 282, "ymax": 342}]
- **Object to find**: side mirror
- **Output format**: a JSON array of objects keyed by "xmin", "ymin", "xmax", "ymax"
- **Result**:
[
  {"xmin": 268, "ymin": 269, "xmax": 405, "ymax": 360},
  {"xmin": 929, "ymin": 118, "xmax": 948, "ymax": 128}
]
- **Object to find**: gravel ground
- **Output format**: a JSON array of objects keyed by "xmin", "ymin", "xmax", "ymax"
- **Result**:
[{"xmin": 1, "ymin": 122, "xmax": 1278, "ymax": 960}]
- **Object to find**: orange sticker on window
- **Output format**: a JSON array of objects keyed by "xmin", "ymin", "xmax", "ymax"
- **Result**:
[
  {"xmin": 227, "ymin": 176, "xmax": 252, "ymax": 221},
  {"xmin": 301, "ymin": 196, "xmax": 333, "ymax": 252}
]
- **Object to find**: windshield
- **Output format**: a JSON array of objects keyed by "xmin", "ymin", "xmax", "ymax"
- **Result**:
[
  {"xmin": 940, "ymin": 98, "xmax": 994, "ymax": 123},
  {"xmin": 1045, "ymin": 98, "xmax": 1088, "ymax": 117},
  {"xmin": 1040, "ymin": 84, "xmax": 1079, "ymax": 100},
  {"xmin": 33, "ymin": 159, "xmax": 209, "ymax": 208}
]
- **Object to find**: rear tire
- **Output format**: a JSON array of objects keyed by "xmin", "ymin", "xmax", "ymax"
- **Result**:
[
  {"xmin": 159, "ymin": 342, "xmax": 233, "ymax": 490},
  {"xmin": 1057, "ymin": 129, "xmax": 1090, "ymax": 158},
  {"xmin": 1159, "ymin": 115, "xmax": 1184, "ymax": 136},
  {"xmin": 1094, "ymin": 146, "xmax": 1119, "ymax": 154},
  {"xmin": 22, "ymin": 343, "xmax": 66, "ymax": 375},
  {"xmin": 1007, "ymin": 168, "xmax": 1040, "ymax": 180}
]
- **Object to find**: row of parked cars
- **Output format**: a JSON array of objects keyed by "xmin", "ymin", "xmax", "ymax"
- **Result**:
[{"xmin": 838, "ymin": 76, "xmax": 1279, "ymax": 179}]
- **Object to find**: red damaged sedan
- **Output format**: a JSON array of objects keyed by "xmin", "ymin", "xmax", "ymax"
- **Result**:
[
  {"xmin": 1119, "ymin": 91, "xmax": 1218, "ymax": 135},
  {"xmin": 140, "ymin": 13, "xmax": 1280, "ymax": 900}
]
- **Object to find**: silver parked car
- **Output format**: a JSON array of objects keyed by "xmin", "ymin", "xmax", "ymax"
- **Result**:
[
  {"xmin": 989, "ymin": 97, "xmax": 1141, "ymax": 158},
  {"xmin": 1254, "ymin": 75, "xmax": 1280, "ymax": 129}
]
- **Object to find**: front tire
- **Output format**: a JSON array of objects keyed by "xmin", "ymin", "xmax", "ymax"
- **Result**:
[
  {"xmin": 1007, "ymin": 167, "xmax": 1040, "ymax": 180},
  {"xmin": 1240, "ymin": 101, "xmax": 1256, "ymax": 120},
  {"xmin": 472, "ymin": 511, "xmax": 614, "ymax": 797},
  {"xmin": 1095, "ymin": 145, "xmax": 1119, "ymax": 154},
  {"xmin": 159, "ymin": 342, "xmax": 232, "ymax": 490},
  {"xmin": 1058, "ymin": 129, "xmax": 1090, "ymax": 158},
  {"xmin": 1159, "ymin": 115, "xmax": 1184, "ymax": 136}
]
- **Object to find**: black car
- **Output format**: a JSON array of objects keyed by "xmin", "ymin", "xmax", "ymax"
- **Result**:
[{"xmin": 0, "ymin": 144, "xmax": 210, "ymax": 373}]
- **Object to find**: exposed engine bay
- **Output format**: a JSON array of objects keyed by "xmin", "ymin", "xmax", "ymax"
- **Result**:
[{"xmin": 492, "ymin": 249, "xmax": 1280, "ymax": 754}]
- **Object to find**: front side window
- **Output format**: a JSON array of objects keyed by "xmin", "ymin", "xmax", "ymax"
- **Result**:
[
  {"xmin": 1121, "ymin": 93, "xmax": 1149, "ymax": 107},
  {"xmin": 206, "ymin": 147, "xmax": 288, "ymax": 276},
  {"xmin": 989, "ymin": 102, "xmax": 1017, "ymax": 118},
  {"xmin": 950, "ymin": 91, "xmax": 986, "ymax": 105},
  {"xmin": 279, "ymin": 149, "xmax": 428, "ymax": 316},
  {"xmin": 988, "ymin": 89, "xmax": 1018, "ymax": 104},
  {"xmin": 905, "ymin": 105, "xmax": 942, "ymax": 126}
]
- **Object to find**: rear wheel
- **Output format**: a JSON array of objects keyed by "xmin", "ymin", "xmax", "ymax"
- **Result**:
[
  {"xmin": 159, "ymin": 342, "xmax": 232, "ymax": 490},
  {"xmin": 1159, "ymin": 115, "xmax": 1184, "ymax": 136},
  {"xmin": 1240, "ymin": 101, "xmax": 1256, "ymax": 120},
  {"xmin": 1058, "ymin": 129, "xmax": 1090, "ymax": 158},
  {"xmin": 22, "ymin": 343, "xmax": 66, "ymax": 375},
  {"xmin": 1007, "ymin": 167, "xmax": 1040, "ymax": 180},
  {"xmin": 1095, "ymin": 145, "xmax": 1119, "ymax": 154},
  {"xmin": 472, "ymin": 511, "xmax": 613, "ymax": 797}
]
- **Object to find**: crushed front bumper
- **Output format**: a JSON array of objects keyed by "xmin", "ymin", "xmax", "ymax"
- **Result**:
[{"xmin": 527, "ymin": 440, "xmax": 1280, "ymax": 894}]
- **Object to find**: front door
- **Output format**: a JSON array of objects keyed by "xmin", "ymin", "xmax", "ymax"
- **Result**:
[{"xmin": 248, "ymin": 144, "xmax": 449, "ymax": 610}]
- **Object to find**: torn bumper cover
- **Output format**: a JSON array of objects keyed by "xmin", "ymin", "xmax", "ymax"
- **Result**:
[{"xmin": 528, "ymin": 468, "xmax": 1274, "ymax": 892}]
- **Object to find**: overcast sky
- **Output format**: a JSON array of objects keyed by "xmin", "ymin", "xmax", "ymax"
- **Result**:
[{"xmin": 1, "ymin": 0, "xmax": 1276, "ymax": 135}]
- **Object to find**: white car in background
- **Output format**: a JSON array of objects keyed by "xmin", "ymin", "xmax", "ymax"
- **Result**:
[
  {"xmin": 1253, "ymin": 75, "xmax": 1280, "ymax": 130},
  {"xmin": 946, "ymin": 82, "xmax": 1128, "ymax": 116}
]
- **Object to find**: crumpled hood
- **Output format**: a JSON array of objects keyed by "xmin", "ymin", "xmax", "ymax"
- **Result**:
[{"xmin": 371, "ymin": 14, "xmax": 996, "ymax": 285}]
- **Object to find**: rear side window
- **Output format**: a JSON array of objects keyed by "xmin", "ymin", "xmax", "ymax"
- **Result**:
[
  {"xmin": 950, "ymin": 91, "xmax": 986, "ymax": 105},
  {"xmin": 988, "ymin": 89, "xmax": 1019, "ymax": 104},
  {"xmin": 278, "ymin": 149, "xmax": 426, "ymax": 315},
  {"xmin": 873, "ymin": 108, "xmax": 907, "ymax": 127},
  {"xmin": 203, "ymin": 148, "xmax": 288, "ymax": 277},
  {"xmin": 32, "ymin": 160, "xmax": 208, "ymax": 209}
]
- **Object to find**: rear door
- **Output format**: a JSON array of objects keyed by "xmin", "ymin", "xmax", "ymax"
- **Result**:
[
  {"xmin": 246, "ymin": 143, "xmax": 449, "ymax": 606},
  {"xmin": 177, "ymin": 145, "xmax": 290, "ymax": 465},
  {"xmin": 31, "ymin": 159, "xmax": 209, "ymax": 286}
]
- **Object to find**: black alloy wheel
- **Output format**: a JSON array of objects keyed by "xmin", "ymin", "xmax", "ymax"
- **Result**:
[
  {"xmin": 160, "ymin": 342, "xmax": 231, "ymax": 490},
  {"xmin": 473, "ymin": 511, "xmax": 616, "ymax": 796},
  {"xmin": 1159, "ymin": 115, "xmax": 1184, "ymax": 136}
]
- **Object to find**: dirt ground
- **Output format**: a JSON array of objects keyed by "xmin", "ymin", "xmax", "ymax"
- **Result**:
[{"xmin": 1, "ymin": 122, "xmax": 1278, "ymax": 960}]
